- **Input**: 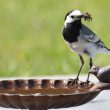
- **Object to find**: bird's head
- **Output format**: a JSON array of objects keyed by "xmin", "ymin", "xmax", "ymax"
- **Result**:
[
  {"xmin": 89, "ymin": 66, "xmax": 100, "ymax": 76},
  {"xmin": 64, "ymin": 10, "xmax": 92, "ymax": 26}
]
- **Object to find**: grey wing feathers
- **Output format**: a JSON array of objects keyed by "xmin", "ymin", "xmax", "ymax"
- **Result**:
[{"xmin": 81, "ymin": 24, "xmax": 100, "ymax": 42}]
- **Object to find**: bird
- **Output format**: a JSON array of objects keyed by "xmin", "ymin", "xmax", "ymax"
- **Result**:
[
  {"xmin": 89, "ymin": 65, "xmax": 110, "ymax": 83},
  {"xmin": 62, "ymin": 10, "xmax": 110, "ymax": 83}
]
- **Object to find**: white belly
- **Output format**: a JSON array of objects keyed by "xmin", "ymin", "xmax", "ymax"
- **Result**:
[
  {"xmin": 69, "ymin": 42, "xmax": 85, "ymax": 54},
  {"xmin": 68, "ymin": 42, "xmax": 97, "ymax": 57}
]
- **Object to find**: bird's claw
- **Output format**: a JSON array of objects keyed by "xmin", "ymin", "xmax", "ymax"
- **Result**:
[
  {"xmin": 85, "ymin": 80, "xmax": 90, "ymax": 87},
  {"xmin": 86, "ymin": 80, "xmax": 90, "ymax": 84},
  {"xmin": 79, "ymin": 79, "xmax": 90, "ymax": 87},
  {"xmin": 67, "ymin": 78, "xmax": 79, "ymax": 86}
]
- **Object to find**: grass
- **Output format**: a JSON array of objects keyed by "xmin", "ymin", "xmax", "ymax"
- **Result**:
[{"xmin": 0, "ymin": 0, "xmax": 110, "ymax": 77}]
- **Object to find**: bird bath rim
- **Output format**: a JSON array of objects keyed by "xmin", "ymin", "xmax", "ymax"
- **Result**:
[
  {"xmin": 0, "ymin": 78, "xmax": 101, "ymax": 110},
  {"xmin": 0, "ymin": 88, "xmax": 101, "ymax": 96}
]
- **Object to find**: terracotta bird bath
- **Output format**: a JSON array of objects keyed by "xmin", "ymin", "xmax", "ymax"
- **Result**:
[{"xmin": 0, "ymin": 79, "xmax": 101, "ymax": 110}]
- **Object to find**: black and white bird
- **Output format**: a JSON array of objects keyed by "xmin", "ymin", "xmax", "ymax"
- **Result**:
[{"xmin": 62, "ymin": 10, "xmax": 110, "ymax": 83}]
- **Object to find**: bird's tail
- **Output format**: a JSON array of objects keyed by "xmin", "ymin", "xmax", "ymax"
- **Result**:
[{"xmin": 99, "ymin": 47, "xmax": 110, "ymax": 54}]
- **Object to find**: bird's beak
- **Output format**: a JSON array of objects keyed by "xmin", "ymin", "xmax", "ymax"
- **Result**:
[
  {"xmin": 77, "ymin": 14, "xmax": 84, "ymax": 19},
  {"xmin": 80, "ymin": 13, "xmax": 92, "ymax": 21}
]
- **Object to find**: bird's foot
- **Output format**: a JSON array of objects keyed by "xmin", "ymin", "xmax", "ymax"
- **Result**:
[
  {"xmin": 86, "ymin": 80, "xmax": 90, "ymax": 84},
  {"xmin": 67, "ymin": 77, "xmax": 79, "ymax": 86},
  {"xmin": 85, "ymin": 80, "xmax": 90, "ymax": 87},
  {"xmin": 79, "ymin": 80, "xmax": 90, "ymax": 88}
]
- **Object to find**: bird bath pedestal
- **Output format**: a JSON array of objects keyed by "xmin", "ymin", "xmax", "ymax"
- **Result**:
[{"xmin": 0, "ymin": 79, "xmax": 101, "ymax": 110}]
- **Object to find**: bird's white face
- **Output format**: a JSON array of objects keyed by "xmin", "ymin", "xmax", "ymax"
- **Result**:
[{"xmin": 64, "ymin": 10, "xmax": 82, "ymax": 27}]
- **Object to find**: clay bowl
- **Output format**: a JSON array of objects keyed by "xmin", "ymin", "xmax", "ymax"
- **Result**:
[{"xmin": 0, "ymin": 79, "xmax": 101, "ymax": 110}]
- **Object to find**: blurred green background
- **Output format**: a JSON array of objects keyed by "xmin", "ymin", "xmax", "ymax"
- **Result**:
[{"xmin": 0, "ymin": 0, "xmax": 110, "ymax": 77}]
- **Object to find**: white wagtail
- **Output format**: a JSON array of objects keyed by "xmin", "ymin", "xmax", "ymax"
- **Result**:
[{"xmin": 62, "ymin": 10, "xmax": 110, "ymax": 83}]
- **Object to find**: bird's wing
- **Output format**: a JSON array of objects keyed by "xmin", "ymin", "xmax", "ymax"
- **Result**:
[
  {"xmin": 80, "ymin": 24, "xmax": 106, "ymax": 47},
  {"xmin": 81, "ymin": 24, "xmax": 100, "ymax": 42}
]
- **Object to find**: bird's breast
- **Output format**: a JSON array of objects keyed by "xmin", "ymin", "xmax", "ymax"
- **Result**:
[
  {"xmin": 62, "ymin": 22, "xmax": 82, "ymax": 43},
  {"xmin": 62, "ymin": 27, "xmax": 78, "ymax": 43}
]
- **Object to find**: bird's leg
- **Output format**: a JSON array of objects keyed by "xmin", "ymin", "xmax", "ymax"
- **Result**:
[
  {"xmin": 68, "ymin": 55, "xmax": 84, "ymax": 85},
  {"xmin": 76, "ymin": 55, "xmax": 84, "ymax": 80},
  {"xmin": 86, "ymin": 58, "xmax": 93, "ymax": 83}
]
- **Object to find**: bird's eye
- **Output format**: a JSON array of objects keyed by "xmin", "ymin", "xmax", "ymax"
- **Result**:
[{"xmin": 71, "ymin": 15, "xmax": 75, "ymax": 18}]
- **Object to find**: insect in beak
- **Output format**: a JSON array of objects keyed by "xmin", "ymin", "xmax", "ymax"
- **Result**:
[{"xmin": 82, "ymin": 13, "xmax": 92, "ymax": 21}]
